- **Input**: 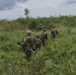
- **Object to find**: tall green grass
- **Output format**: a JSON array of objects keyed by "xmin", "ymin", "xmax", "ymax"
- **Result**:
[{"xmin": 0, "ymin": 16, "xmax": 76, "ymax": 75}]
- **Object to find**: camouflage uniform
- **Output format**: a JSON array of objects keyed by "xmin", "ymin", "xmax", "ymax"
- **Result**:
[
  {"xmin": 39, "ymin": 24, "xmax": 44, "ymax": 30},
  {"xmin": 40, "ymin": 29, "xmax": 48, "ymax": 46},
  {"xmin": 30, "ymin": 34, "xmax": 41, "ymax": 52},
  {"xmin": 23, "ymin": 36, "xmax": 33, "ymax": 61},
  {"xmin": 31, "ymin": 38, "xmax": 37, "ymax": 52},
  {"xmin": 18, "ymin": 31, "xmax": 33, "ymax": 61},
  {"xmin": 35, "ymin": 34, "xmax": 42, "ymax": 50},
  {"xmin": 51, "ymin": 27, "xmax": 58, "ymax": 38}
]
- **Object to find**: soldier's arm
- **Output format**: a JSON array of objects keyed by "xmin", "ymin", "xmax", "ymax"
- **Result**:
[
  {"xmin": 56, "ymin": 30, "xmax": 58, "ymax": 34},
  {"xmin": 51, "ymin": 30, "xmax": 53, "ymax": 34},
  {"xmin": 24, "ymin": 38, "xmax": 26, "ymax": 42}
]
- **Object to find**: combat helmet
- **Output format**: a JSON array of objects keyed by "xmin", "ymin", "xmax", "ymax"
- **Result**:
[
  {"xmin": 40, "ymin": 24, "xmax": 42, "ymax": 26},
  {"xmin": 26, "ymin": 30, "xmax": 31, "ymax": 36},
  {"xmin": 53, "ymin": 26, "xmax": 55, "ymax": 28},
  {"xmin": 43, "ymin": 28, "xmax": 46, "ymax": 32},
  {"xmin": 36, "ymin": 34, "xmax": 40, "ymax": 39}
]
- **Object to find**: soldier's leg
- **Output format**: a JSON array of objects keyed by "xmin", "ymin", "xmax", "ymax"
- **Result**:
[
  {"xmin": 42, "ymin": 41, "xmax": 45, "ymax": 46},
  {"xmin": 26, "ymin": 50, "xmax": 31, "ymax": 61},
  {"xmin": 38, "ymin": 44, "xmax": 41, "ymax": 49},
  {"xmin": 53, "ymin": 34, "xmax": 56, "ymax": 38},
  {"xmin": 36, "ymin": 45, "xmax": 41, "ymax": 50}
]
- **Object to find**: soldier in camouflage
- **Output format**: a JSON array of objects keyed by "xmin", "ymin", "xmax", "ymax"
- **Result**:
[
  {"xmin": 51, "ymin": 26, "xmax": 58, "ymax": 38},
  {"xmin": 30, "ymin": 34, "xmax": 41, "ymax": 52},
  {"xmin": 39, "ymin": 24, "xmax": 44, "ymax": 30},
  {"xmin": 35, "ymin": 34, "xmax": 42, "ymax": 50},
  {"xmin": 40, "ymin": 29, "xmax": 48, "ymax": 46},
  {"xmin": 18, "ymin": 31, "xmax": 34, "ymax": 61}
]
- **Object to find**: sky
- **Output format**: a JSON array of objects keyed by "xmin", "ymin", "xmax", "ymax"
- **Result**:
[{"xmin": 0, "ymin": 0, "xmax": 76, "ymax": 20}]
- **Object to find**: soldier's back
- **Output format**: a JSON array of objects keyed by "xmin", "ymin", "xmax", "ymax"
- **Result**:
[
  {"xmin": 52, "ymin": 28, "xmax": 58, "ymax": 34},
  {"xmin": 41, "ymin": 32, "xmax": 48, "ymax": 41},
  {"xmin": 23, "ymin": 36, "xmax": 32, "ymax": 48}
]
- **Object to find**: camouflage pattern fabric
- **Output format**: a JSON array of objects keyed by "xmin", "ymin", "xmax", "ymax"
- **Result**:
[
  {"xmin": 51, "ymin": 28, "xmax": 58, "ymax": 38},
  {"xmin": 40, "ymin": 32, "xmax": 48, "ymax": 46},
  {"xmin": 18, "ymin": 36, "xmax": 33, "ymax": 61}
]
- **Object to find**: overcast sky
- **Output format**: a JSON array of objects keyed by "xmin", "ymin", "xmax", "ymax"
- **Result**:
[{"xmin": 0, "ymin": 0, "xmax": 76, "ymax": 20}]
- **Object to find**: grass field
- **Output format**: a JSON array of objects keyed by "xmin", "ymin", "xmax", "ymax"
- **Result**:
[{"xmin": 0, "ymin": 17, "xmax": 76, "ymax": 75}]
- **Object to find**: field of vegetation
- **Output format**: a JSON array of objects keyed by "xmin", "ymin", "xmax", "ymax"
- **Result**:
[{"xmin": 0, "ymin": 16, "xmax": 76, "ymax": 75}]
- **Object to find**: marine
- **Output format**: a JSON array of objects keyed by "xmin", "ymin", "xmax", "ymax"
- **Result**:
[
  {"xmin": 40, "ymin": 29, "xmax": 48, "ymax": 46},
  {"xmin": 18, "ymin": 31, "xmax": 35, "ymax": 61},
  {"xmin": 51, "ymin": 26, "xmax": 58, "ymax": 38},
  {"xmin": 35, "ymin": 34, "xmax": 42, "ymax": 50}
]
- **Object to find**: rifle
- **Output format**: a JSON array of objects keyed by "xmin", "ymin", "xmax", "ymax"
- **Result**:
[
  {"xmin": 18, "ymin": 42, "xmax": 36, "ymax": 54},
  {"xmin": 25, "ymin": 47, "xmax": 36, "ymax": 54}
]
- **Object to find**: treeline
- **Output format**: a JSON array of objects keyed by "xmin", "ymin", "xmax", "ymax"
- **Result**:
[{"xmin": 0, "ymin": 15, "xmax": 76, "ymax": 31}]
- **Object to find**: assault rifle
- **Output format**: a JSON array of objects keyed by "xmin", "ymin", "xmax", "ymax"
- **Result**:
[{"xmin": 17, "ymin": 42, "xmax": 36, "ymax": 54}]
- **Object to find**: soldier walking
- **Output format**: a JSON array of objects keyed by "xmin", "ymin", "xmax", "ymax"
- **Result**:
[
  {"xmin": 51, "ymin": 26, "xmax": 58, "ymax": 38},
  {"xmin": 40, "ymin": 29, "xmax": 48, "ymax": 46},
  {"xmin": 35, "ymin": 34, "xmax": 42, "ymax": 50},
  {"xmin": 18, "ymin": 31, "xmax": 35, "ymax": 61}
]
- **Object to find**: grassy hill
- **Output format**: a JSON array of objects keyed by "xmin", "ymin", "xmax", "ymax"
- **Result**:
[{"xmin": 0, "ymin": 16, "xmax": 76, "ymax": 75}]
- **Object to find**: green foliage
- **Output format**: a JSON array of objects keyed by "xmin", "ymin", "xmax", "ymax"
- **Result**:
[
  {"xmin": 0, "ymin": 16, "xmax": 76, "ymax": 75},
  {"xmin": 24, "ymin": 8, "xmax": 30, "ymax": 18}
]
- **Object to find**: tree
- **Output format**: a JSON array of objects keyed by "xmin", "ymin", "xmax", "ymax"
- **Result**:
[{"xmin": 24, "ymin": 8, "xmax": 30, "ymax": 18}]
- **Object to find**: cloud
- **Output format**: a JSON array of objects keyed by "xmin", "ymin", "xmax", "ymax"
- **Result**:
[
  {"xmin": 24, "ymin": 0, "xmax": 76, "ymax": 10},
  {"xmin": 24, "ymin": 0, "xmax": 66, "ymax": 9},
  {"xmin": 66, "ymin": 0, "xmax": 76, "ymax": 4},
  {"xmin": 0, "ymin": 0, "xmax": 76, "ymax": 10},
  {"xmin": 0, "ymin": 0, "xmax": 76, "ymax": 19},
  {"xmin": 24, "ymin": 0, "xmax": 76, "ymax": 17},
  {"xmin": 0, "ymin": 0, "xmax": 28, "ymax": 10}
]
